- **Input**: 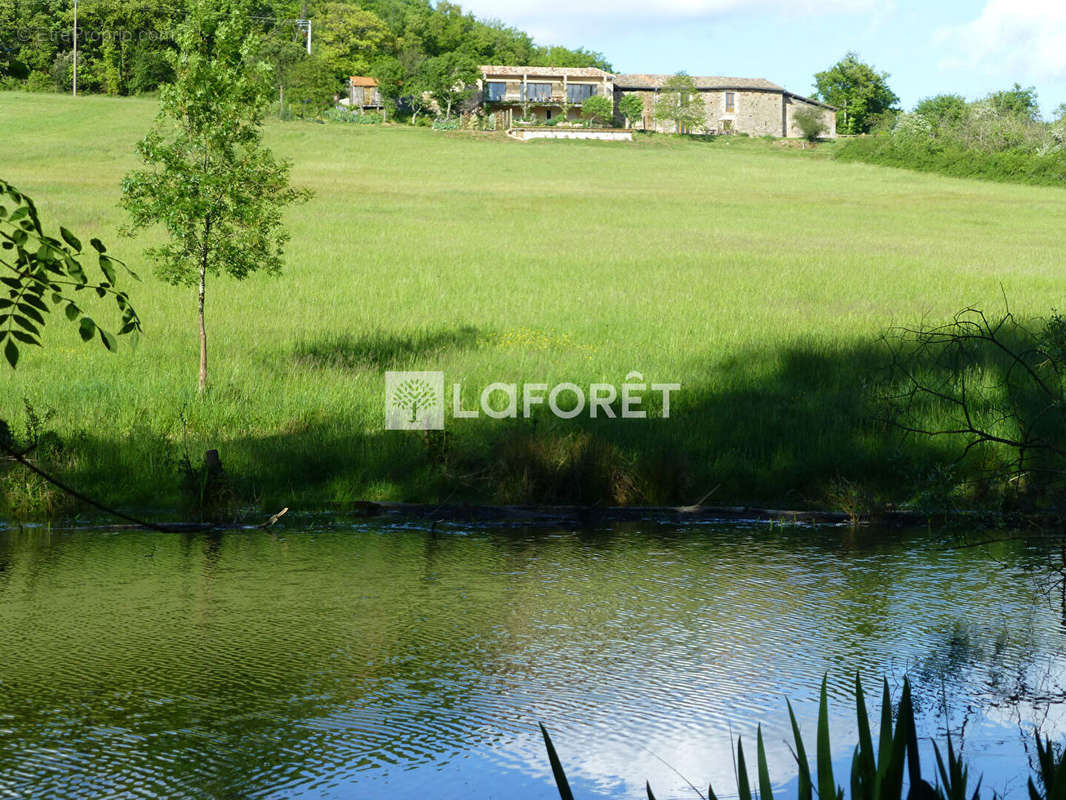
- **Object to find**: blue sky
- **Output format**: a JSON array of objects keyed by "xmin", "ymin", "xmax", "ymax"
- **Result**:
[{"xmin": 460, "ymin": 0, "xmax": 1066, "ymax": 118}]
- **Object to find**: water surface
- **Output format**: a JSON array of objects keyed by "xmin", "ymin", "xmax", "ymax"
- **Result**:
[{"xmin": 0, "ymin": 522, "xmax": 1063, "ymax": 799}]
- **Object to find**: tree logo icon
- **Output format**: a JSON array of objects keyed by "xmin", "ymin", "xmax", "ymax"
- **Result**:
[{"xmin": 385, "ymin": 371, "xmax": 445, "ymax": 430}]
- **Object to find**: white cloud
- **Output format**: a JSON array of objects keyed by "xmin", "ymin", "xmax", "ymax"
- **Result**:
[
  {"xmin": 938, "ymin": 0, "xmax": 1066, "ymax": 81},
  {"xmin": 461, "ymin": 0, "xmax": 877, "ymax": 43}
]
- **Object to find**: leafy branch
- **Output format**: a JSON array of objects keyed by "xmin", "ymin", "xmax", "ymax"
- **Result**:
[{"xmin": 0, "ymin": 178, "xmax": 142, "ymax": 368}]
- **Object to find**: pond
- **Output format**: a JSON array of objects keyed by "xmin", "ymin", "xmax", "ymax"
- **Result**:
[{"xmin": 0, "ymin": 522, "xmax": 1063, "ymax": 799}]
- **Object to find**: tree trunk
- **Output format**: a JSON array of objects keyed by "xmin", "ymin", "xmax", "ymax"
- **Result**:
[
  {"xmin": 279, "ymin": 83, "xmax": 284, "ymax": 119},
  {"xmin": 198, "ymin": 229, "xmax": 209, "ymax": 393}
]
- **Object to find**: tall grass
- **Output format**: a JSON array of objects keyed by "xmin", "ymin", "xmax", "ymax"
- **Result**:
[{"xmin": 2, "ymin": 92, "xmax": 1066, "ymax": 515}]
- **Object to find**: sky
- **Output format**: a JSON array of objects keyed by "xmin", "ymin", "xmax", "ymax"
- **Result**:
[{"xmin": 458, "ymin": 0, "xmax": 1066, "ymax": 118}]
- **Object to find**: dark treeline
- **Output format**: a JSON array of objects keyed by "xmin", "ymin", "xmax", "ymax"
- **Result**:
[{"xmin": 0, "ymin": 0, "xmax": 610, "ymax": 98}]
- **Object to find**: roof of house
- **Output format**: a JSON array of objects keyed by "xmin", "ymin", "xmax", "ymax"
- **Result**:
[
  {"xmin": 479, "ymin": 65, "xmax": 611, "ymax": 79},
  {"xmin": 613, "ymin": 74, "xmax": 785, "ymax": 91},
  {"xmin": 784, "ymin": 91, "xmax": 837, "ymax": 111},
  {"xmin": 349, "ymin": 76, "xmax": 378, "ymax": 87}
]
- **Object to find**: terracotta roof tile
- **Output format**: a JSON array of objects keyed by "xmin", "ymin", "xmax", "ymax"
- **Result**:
[
  {"xmin": 479, "ymin": 65, "xmax": 611, "ymax": 79},
  {"xmin": 613, "ymin": 74, "xmax": 784, "ymax": 91}
]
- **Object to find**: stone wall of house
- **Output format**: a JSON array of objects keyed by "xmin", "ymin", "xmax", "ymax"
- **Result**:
[
  {"xmin": 729, "ymin": 91, "xmax": 786, "ymax": 136},
  {"xmin": 614, "ymin": 88, "xmax": 788, "ymax": 136},
  {"xmin": 587, "ymin": 85, "xmax": 837, "ymax": 138},
  {"xmin": 784, "ymin": 96, "xmax": 837, "ymax": 139}
]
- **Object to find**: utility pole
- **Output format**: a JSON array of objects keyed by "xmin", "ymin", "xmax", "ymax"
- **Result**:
[
  {"xmin": 296, "ymin": 18, "xmax": 311, "ymax": 54},
  {"xmin": 72, "ymin": 0, "xmax": 78, "ymax": 96}
]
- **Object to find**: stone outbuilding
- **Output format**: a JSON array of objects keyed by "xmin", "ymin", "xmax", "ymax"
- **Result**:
[{"xmin": 612, "ymin": 74, "xmax": 836, "ymax": 137}]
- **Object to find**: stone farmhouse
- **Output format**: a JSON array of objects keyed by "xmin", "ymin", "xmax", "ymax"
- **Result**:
[{"xmin": 477, "ymin": 65, "xmax": 836, "ymax": 138}]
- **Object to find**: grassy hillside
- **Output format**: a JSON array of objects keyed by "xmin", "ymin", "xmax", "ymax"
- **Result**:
[{"xmin": 2, "ymin": 91, "xmax": 1065, "ymax": 516}]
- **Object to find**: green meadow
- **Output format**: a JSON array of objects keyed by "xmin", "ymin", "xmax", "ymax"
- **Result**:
[{"xmin": 2, "ymin": 91, "xmax": 1065, "ymax": 516}]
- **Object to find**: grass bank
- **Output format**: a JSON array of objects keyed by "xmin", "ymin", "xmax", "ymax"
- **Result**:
[{"xmin": 2, "ymin": 92, "xmax": 1066, "ymax": 517}]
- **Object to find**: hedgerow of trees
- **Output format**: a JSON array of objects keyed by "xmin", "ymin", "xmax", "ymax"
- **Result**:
[{"xmin": 837, "ymin": 83, "xmax": 1066, "ymax": 188}]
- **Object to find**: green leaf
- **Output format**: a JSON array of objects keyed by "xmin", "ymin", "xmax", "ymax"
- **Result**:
[
  {"xmin": 901, "ymin": 679, "xmax": 921, "ymax": 789},
  {"xmin": 877, "ymin": 680, "xmax": 894, "ymax": 774},
  {"xmin": 539, "ymin": 724, "xmax": 575, "ymax": 800},
  {"xmin": 65, "ymin": 302, "xmax": 80, "ymax": 321},
  {"xmin": 4, "ymin": 337, "xmax": 17, "ymax": 368},
  {"xmin": 737, "ymin": 737, "xmax": 753, "ymax": 800},
  {"xmin": 98, "ymin": 327, "xmax": 117, "ymax": 351},
  {"xmin": 90, "ymin": 237, "xmax": 106, "ymax": 253},
  {"xmin": 99, "ymin": 254, "xmax": 117, "ymax": 285},
  {"xmin": 787, "ymin": 698, "xmax": 813, "ymax": 800},
  {"xmin": 10, "ymin": 330, "xmax": 39, "ymax": 345},
  {"xmin": 817, "ymin": 675, "xmax": 837, "ymax": 800},
  {"xmin": 12, "ymin": 314, "xmax": 39, "ymax": 335},
  {"xmin": 854, "ymin": 674, "xmax": 876, "ymax": 795},
  {"xmin": 20, "ymin": 294, "xmax": 48, "ymax": 313},
  {"xmin": 78, "ymin": 316, "xmax": 96, "ymax": 341},
  {"xmin": 757, "ymin": 725, "xmax": 774, "ymax": 800},
  {"xmin": 60, "ymin": 226, "xmax": 82, "ymax": 251}
]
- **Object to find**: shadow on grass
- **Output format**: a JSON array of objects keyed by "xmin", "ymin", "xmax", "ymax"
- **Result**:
[
  {"xmin": 290, "ymin": 325, "xmax": 481, "ymax": 370},
  {"xmin": 6, "ymin": 319, "xmax": 1057, "ymax": 517}
]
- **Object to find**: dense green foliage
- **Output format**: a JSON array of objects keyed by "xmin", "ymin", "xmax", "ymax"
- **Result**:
[
  {"xmin": 3, "ymin": 94, "xmax": 1066, "ymax": 516},
  {"xmin": 618, "ymin": 93, "xmax": 644, "ymax": 128},
  {"xmin": 837, "ymin": 84, "xmax": 1066, "ymax": 187},
  {"xmin": 0, "ymin": 179, "xmax": 140, "ymax": 369},
  {"xmin": 792, "ymin": 106, "xmax": 826, "ymax": 141},
  {"xmin": 580, "ymin": 94, "xmax": 613, "ymax": 127},
  {"xmin": 121, "ymin": 0, "xmax": 309, "ymax": 391},
  {"xmin": 987, "ymin": 83, "xmax": 1040, "ymax": 121},
  {"xmin": 0, "ymin": 0, "xmax": 610, "ymax": 103},
  {"xmin": 813, "ymin": 52, "xmax": 899, "ymax": 134},
  {"xmin": 913, "ymin": 94, "xmax": 969, "ymax": 132}
]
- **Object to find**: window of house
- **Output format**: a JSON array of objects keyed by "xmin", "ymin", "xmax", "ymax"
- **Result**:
[
  {"xmin": 486, "ymin": 82, "xmax": 507, "ymax": 101},
  {"xmin": 567, "ymin": 83, "xmax": 595, "ymax": 103},
  {"xmin": 725, "ymin": 92, "xmax": 736, "ymax": 113},
  {"xmin": 524, "ymin": 82, "xmax": 551, "ymax": 101}
]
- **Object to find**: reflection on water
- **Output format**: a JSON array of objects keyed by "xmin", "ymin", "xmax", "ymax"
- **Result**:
[{"xmin": 0, "ymin": 523, "xmax": 1063, "ymax": 799}]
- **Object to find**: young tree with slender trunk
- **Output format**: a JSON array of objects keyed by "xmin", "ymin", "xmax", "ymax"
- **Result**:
[
  {"xmin": 653, "ymin": 72, "xmax": 705, "ymax": 134},
  {"xmin": 122, "ymin": 0, "xmax": 309, "ymax": 393}
]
